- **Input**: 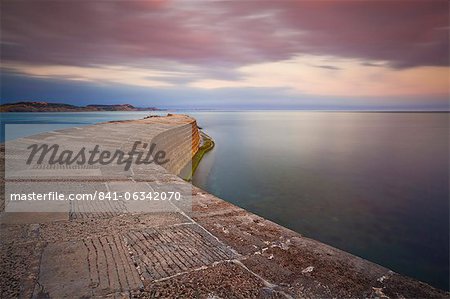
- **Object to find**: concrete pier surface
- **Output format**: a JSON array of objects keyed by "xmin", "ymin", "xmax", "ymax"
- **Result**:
[{"xmin": 0, "ymin": 114, "xmax": 447, "ymax": 298}]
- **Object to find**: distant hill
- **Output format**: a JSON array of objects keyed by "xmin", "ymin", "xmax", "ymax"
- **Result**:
[{"xmin": 0, "ymin": 101, "xmax": 161, "ymax": 112}]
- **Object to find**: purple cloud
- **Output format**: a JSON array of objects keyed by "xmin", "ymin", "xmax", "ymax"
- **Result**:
[{"xmin": 1, "ymin": 0, "xmax": 448, "ymax": 71}]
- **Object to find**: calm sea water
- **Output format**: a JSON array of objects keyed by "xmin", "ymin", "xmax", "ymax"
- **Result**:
[{"xmin": 1, "ymin": 111, "xmax": 449, "ymax": 290}]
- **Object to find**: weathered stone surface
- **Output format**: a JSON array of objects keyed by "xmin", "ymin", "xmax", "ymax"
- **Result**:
[
  {"xmin": 35, "ymin": 240, "xmax": 93, "ymax": 298},
  {"xmin": 125, "ymin": 223, "xmax": 237, "ymax": 281},
  {"xmin": 0, "ymin": 211, "xmax": 69, "ymax": 224},
  {"xmin": 36, "ymin": 236, "xmax": 143, "ymax": 298},
  {"xmin": 0, "ymin": 241, "xmax": 45, "ymax": 298},
  {"xmin": 140, "ymin": 262, "xmax": 278, "ymax": 299},
  {"xmin": 39, "ymin": 212, "xmax": 191, "ymax": 243}
]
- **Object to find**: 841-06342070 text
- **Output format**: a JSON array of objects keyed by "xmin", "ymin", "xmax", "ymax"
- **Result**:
[{"xmin": 9, "ymin": 191, "xmax": 182, "ymax": 201}]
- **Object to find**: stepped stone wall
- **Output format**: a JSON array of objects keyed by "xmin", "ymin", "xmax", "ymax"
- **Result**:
[{"xmin": 151, "ymin": 118, "xmax": 200, "ymax": 175}]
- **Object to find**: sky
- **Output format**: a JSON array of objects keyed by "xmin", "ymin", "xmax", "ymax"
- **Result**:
[{"xmin": 1, "ymin": 0, "xmax": 449, "ymax": 110}]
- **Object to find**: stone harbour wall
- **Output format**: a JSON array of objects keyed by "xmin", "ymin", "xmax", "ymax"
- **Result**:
[
  {"xmin": 151, "ymin": 118, "xmax": 200, "ymax": 175},
  {"xmin": 0, "ymin": 114, "xmax": 447, "ymax": 298}
]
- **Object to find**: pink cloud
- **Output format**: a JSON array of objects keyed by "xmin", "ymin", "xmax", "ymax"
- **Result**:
[{"xmin": 1, "ymin": 0, "xmax": 448, "ymax": 73}]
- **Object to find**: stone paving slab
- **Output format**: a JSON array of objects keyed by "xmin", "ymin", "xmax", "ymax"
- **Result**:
[
  {"xmin": 0, "ymin": 241, "xmax": 44, "ymax": 299},
  {"xmin": 35, "ymin": 235, "xmax": 143, "ymax": 298},
  {"xmin": 0, "ymin": 211, "xmax": 69, "ymax": 224},
  {"xmin": 38, "ymin": 212, "xmax": 192, "ymax": 243},
  {"xmin": 125, "ymin": 223, "xmax": 237, "ymax": 281},
  {"xmin": 140, "ymin": 262, "xmax": 277, "ymax": 299},
  {"xmin": 35, "ymin": 240, "xmax": 93, "ymax": 298}
]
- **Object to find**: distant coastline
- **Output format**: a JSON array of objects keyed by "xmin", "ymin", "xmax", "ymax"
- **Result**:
[{"xmin": 0, "ymin": 101, "xmax": 163, "ymax": 112}]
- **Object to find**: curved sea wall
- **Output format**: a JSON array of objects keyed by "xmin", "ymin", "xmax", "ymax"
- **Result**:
[
  {"xmin": 151, "ymin": 116, "xmax": 200, "ymax": 175},
  {"xmin": 0, "ymin": 114, "xmax": 447, "ymax": 298}
]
